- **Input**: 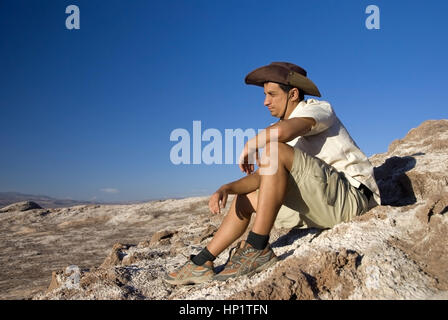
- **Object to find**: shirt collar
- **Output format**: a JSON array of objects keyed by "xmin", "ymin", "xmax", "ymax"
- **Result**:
[{"xmin": 287, "ymin": 99, "xmax": 308, "ymax": 120}]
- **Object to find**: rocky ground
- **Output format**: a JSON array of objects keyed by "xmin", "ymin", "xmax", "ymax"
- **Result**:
[
  {"xmin": 1, "ymin": 120, "xmax": 447, "ymax": 300},
  {"xmin": 0, "ymin": 197, "xmax": 209, "ymax": 299}
]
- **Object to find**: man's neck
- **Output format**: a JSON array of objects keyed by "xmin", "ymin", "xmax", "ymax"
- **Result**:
[{"xmin": 282, "ymin": 100, "xmax": 302, "ymax": 120}]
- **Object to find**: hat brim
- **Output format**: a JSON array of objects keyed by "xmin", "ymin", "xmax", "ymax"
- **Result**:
[{"xmin": 245, "ymin": 65, "xmax": 321, "ymax": 97}]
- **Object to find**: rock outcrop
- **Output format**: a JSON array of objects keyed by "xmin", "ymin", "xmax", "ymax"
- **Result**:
[
  {"xmin": 3, "ymin": 119, "xmax": 448, "ymax": 300},
  {"xmin": 0, "ymin": 201, "xmax": 42, "ymax": 213}
]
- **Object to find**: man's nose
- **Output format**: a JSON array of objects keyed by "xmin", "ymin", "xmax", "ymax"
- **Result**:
[{"xmin": 264, "ymin": 96, "xmax": 270, "ymax": 106}]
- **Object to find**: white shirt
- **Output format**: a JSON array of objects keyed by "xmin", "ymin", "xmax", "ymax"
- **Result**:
[{"xmin": 286, "ymin": 99, "xmax": 380, "ymax": 207}]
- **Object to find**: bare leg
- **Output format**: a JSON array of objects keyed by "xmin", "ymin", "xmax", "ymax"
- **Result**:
[
  {"xmin": 206, "ymin": 142, "xmax": 295, "ymax": 258},
  {"xmin": 206, "ymin": 191, "xmax": 258, "ymax": 257},
  {"xmin": 252, "ymin": 142, "xmax": 295, "ymax": 235}
]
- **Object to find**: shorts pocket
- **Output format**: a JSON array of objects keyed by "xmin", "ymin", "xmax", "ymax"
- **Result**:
[
  {"xmin": 313, "ymin": 163, "xmax": 339, "ymax": 207},
  {"xmin": 325, "ymin": 168, "xmax": 341, "ymax": 206}
]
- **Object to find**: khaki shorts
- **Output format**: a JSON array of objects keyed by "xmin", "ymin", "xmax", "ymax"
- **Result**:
[{"xmin": 258, "ymin": 148, "xmax": 369, "ymax": 230}]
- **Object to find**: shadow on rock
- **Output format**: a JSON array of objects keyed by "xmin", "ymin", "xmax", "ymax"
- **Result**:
[
  {"xmin": 270, "ymin": 228, "xmax": 323, "ymax": 260},
  {"xmin": 271, "ymin": 228, "xmax": 322, "ymax": 248},
  {"xmin": 374, "ymin": 154, "xmax": 420, "ymax": 206}
]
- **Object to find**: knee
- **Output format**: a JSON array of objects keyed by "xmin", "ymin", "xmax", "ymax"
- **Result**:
[
  {"xmin": 261, "ymin": 141, "xmax": 284, "ymax": 157},
  {"xmin": 261, "ymin": 141, "xmax": 293, "ymax": 168}
]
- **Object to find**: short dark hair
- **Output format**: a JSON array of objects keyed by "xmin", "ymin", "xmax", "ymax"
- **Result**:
[{"xmin": 278, "ymin": 83, "xmax": 304, "ymax": 101}]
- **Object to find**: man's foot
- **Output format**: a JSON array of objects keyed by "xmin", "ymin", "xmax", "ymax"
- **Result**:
[
  {"xmin": 164, "ymin": 256, "xmax": 215, "ymax": 285},
  {"xmin": 213, "ymin": 241, "xmax": 278, "ymax": 281}
]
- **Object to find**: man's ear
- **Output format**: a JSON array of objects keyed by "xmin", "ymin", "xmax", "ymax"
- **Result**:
[{"xmin": 289, "ymin": 88, "xmax": 300, "ymax": 101}]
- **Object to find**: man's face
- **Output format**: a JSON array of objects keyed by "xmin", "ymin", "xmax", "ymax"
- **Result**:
[{"xmin": 263, "ymin": 82, "xmax": 288, "ymax": 118}]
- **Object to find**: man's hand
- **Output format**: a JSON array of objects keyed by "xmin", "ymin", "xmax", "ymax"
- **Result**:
[
  {"xmin": 238, "ymin": 142, "xmax": 259, "ymax": 175},
  {"xmin": 209, "ymin": 186, "xmax": 229, "ymax": 214}
]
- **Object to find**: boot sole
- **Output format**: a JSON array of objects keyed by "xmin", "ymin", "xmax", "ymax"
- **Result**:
[{"xmin": 163, "ymin": 274, "xmax": 213, "ymax": 286}]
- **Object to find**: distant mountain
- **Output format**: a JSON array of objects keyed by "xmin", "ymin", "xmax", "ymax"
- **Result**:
[{"xmin": 0, "ymin": 192, "xmax": 97, "ymax": 209}]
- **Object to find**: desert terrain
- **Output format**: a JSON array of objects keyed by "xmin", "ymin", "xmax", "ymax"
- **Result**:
[{"xmin": 1, "ymin": 120, "xmax": 447, "ymax": 300}]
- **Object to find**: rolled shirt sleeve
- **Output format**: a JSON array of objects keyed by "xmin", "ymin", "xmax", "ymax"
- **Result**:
[{"xmin": 291, "ymin": 99, "xmax": 336, "ymax": 136}]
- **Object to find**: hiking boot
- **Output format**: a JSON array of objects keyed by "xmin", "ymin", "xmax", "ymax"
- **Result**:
[
  {"xmin": 164, "ymin": 256, "xmax": 215, "ymax": 285},
  {"xmin": 213, "ymin": 241, "xmax": 278, "ymax": 281}
]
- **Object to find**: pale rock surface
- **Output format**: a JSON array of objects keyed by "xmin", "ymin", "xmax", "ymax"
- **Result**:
[
  {"xmin": 0, "ymin": 201, "xmax": 42, "ymax": 213},
  {"xmin": 1, "ymin": 120, "xmax": 447, "ymax": 300}
]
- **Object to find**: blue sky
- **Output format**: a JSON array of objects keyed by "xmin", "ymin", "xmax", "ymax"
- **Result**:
[{"xmin": 1, "ymin": 0, "xmax": 447, "ymax": 202}]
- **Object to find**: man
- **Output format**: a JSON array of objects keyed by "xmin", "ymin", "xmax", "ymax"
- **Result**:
[{"xmin": 164, "ymin": 62, "xmax": 380, "ymax": 285}]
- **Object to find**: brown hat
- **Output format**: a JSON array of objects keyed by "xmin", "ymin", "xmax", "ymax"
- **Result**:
[{"xmin": 245, "ymin": 62, "xmax": 321, "ymax": 97}]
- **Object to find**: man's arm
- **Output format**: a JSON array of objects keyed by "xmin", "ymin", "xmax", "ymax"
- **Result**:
[
  {"xmin": 239, "ymin": 117, "xmax": 316, "ymax": 175},
  {"xmin": 209, "ymin": 170, "xmax": 260, "ymax": 214},
  {"xmin": 275, "ymin": 117, "xmax": 316, "ymax": 142},
  {"xmin": 249, "ymin": 117, "xmax": 316, "ymax": 151},
  {"xmin": 221, "ymin": 168, "xmax": 260, "ymax": 195}
]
